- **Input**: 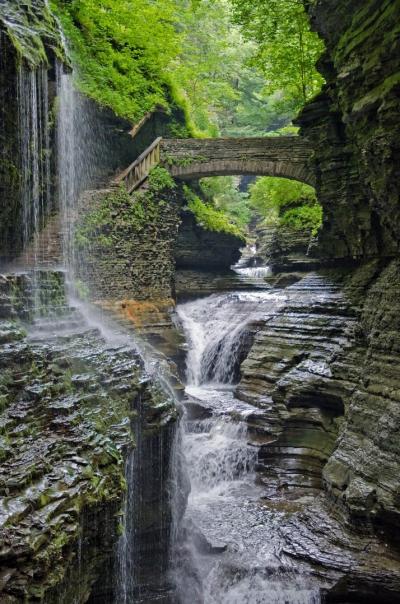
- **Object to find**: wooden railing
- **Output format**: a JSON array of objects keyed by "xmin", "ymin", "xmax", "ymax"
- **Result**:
[{"xmin": 115, "ymin": 136, "xmax": 162, "ymax": 194}]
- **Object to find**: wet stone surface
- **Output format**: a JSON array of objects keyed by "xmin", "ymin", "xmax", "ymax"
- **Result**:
[
  {"xmin": 0, "ymin": 271, "xmax": 177, "ymax": 602},
  {"xmin": 172, "ymin": 265, "xmax": 400, "ymax": 603}
]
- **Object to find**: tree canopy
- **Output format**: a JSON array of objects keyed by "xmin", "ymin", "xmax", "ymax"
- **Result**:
[
  {"xmin": 229, "ymin": 0, "xmax": 324, "ymax": 112},
  {"xmin": 53, "ymin": 0, "xmax": 308, "ymax": 134}
]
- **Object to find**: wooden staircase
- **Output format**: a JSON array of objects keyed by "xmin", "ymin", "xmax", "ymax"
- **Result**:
[{"xmin": 114, "ymin": 136, "xmax": 162, "ymax": 193}]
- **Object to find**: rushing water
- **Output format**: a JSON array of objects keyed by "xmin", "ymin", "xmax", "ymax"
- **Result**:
[
  {"xmin": 9, "ymin": 42, "xmax": 321, "ymax": 603},
  {"xmin": 174, "ymin": 268, "xmax": 321, "ymax": 604}
]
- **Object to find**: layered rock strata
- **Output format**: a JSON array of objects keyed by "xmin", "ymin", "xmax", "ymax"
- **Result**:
[
  {"xmin": 0, "ymin": 271, "xmax": 177, "ymax": 602},
  {"xmin": 237, "ymin": 272, "xmax": 355, "ymax": 493},
  {"xmin": 237, "ymin": 261, "xmax": 400, "ymax": 599},
  {"xmin": 175, "ymin": 210, "xmax": 243, "ymax": 270},
  {"xmin": 255, "ymin": 223, "xmax": 316, "ymax": 272},
  {"xmin": 77, "ymin": 184, "xmax": 181, "ymax": 302},
  {"xmin": 299, "ymin": 0, "xmax": 400, "ymax": 260}
]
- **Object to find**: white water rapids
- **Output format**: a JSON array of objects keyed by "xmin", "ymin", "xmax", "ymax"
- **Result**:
[{"xmin": 174, "ymin": 270, "xmax": 321, "ymax": 604}]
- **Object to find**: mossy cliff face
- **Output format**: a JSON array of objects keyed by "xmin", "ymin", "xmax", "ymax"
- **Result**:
[
  {"xmin": 294, "ymin": 0, "xmax": 400, "ymax": 536},
  {"xmin": 298, "ymin": 0, "xmax": 400, "ymax": 260},
  {"xmin": 236, "ymin": 266, "xmax": 400, "ymax": 600},
  {"xmin": 0, "ymin": 1, "xmax": 65, "ymax": 67},
  {"xmin": 0, "ymin": 271, "xmax": 177, "ymax": 602},
  {"xmin": 76, "ymin": 176, "xmax": 181, "ymax": 302},
  {"xmin": 233, "ymin": 3, "xmax": 400, "ymax": 596}
]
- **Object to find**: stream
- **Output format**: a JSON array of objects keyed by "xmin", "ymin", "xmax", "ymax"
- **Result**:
[{"xmin": 170, "ymin": 265, "xmax": 321, "ymax": 604}]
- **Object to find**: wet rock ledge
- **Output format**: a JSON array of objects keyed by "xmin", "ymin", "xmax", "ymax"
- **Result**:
[
  {"xmin": 237, "ymin": 260, "xmax": 400, "ymax": 601},
  {"xmin": 0, "ymin": 271, "xmax": 177, "ymax": 602}
]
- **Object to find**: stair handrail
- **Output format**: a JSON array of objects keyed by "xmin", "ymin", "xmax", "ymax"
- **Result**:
[{"xmin": 115, "ymin": 136, "xmax": 162, "ymax": 193}]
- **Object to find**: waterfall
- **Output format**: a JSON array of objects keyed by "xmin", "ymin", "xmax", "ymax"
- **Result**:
[
  {"xmin": 117, "ymin": 443, "xmax": 140, "ymax": 603},
  {"xmin": 174, "ymin": 288, "xmax": 321, "ymax": 604},
  {"xmin": 17, "ymin": 65, "xmax": 51, "ymax": 257},
  {"xmin": 56, "ymin": 63, "xmax": 78, "ymax": 278},
  {"xmin": 177, "ymin": 291, "xmax": 285, "ymax": 385},
  {"xmin": 233, "ymin": 265, "xmax": 271, "ymax": 279}
]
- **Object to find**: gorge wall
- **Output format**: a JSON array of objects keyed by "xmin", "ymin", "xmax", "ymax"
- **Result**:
[
  {"xmin": 299, "ymin": 0, "xmax": 400, "ymax": 260},
  {"xmin": 175, "ymin": 209, "xmax": 243, "ymax": 271},
  {"xmin": 235, "ymin": 0, "xmax": 400, "ymax": 584},
  {"xmin": 298, "ymin": 0, "xmax": 400, "ymax": 537},
  {"xmin": 0, "ymin": 3, "xmax": 181, "ymax": 602}
]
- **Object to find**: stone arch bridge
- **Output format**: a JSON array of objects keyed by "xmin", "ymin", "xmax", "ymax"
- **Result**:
[{"xmin": 116, "ymin": 136, "xmax": 315, "ymax": 193}]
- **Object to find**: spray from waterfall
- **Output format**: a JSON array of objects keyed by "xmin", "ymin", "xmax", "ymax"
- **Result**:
[
  {"xmin": 17, "ymin": 65, "xmax": 51, "ymax": 250},
  {"xmin": 56, "ymin": 63, "xmax": 78, "ymax": 281}
]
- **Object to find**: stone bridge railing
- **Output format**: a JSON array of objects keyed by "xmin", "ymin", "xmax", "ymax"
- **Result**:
[{"xmin": 116, "ymin": 135, "xmax": 315, "ymax": 193}]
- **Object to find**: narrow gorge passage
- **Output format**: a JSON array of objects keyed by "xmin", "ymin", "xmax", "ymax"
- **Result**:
[
  {"xmin": 172, "ymin": 267, "xmax": 321, "ymax": 603},
  {"xmin": 1, "ymin": 0, "xmax": 400, "ymax": 601}
]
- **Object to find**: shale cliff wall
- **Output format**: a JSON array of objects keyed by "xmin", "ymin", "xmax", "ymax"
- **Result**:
[
  {"xmin": 299, "ymin": 0, "xmax": 400, "ymax": 260},
  {"xmin": 175, "ymin": 210, "xmax": 243, "ymax": 271},
  {"xmin": 237, "ymin": 0, "xmax": 400, "ymax": 581},
  {"xmin": 297, "ymin": 0, "xmax": 400, "ymax": 534},
  {"xmin": 77, "ymin": 183, "xmax": 181, "ymax": 303}
]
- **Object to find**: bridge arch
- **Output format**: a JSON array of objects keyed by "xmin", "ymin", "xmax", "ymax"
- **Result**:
[{"xmin": 161, "ymin": 137, "xmax": 315, "ymax": 187}]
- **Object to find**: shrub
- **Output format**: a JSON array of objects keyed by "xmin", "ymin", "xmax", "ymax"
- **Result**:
[
  {"xmin": 280, "ymin": 204, "xmax": 322, "ymax": 235},
  {"xmin": 183, "ymin": 186, "xmax": 245, "ymax": 240}
]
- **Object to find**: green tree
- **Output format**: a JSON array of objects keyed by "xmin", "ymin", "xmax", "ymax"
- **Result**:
[
  {"xmin": 248, "ymin": 176, "xmax": 322, "ymax": 234},
  {"xmin": 229, "ymin": 0, "xmax": 324, "ymax": 112},
  {"xmin": 200, "ymin": 177, "xmax": 251, "ymax": 229}
]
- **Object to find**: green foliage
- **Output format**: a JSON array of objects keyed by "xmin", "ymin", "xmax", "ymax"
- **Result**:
[
  {"xmin": 53, "ymin": 0, "xmax": 297, "ymax": 135},
  {"xmin": 199, "ymin": 177, "xmax": 251, "ymax": 230},
  {"xmin": 183, "ymin": 185, "xmax": 245, "ymax": 240},
  {"xmin": 147, "ymin": 167, "xmax": 176, "ymax": 193},
  {"xmin": 52, "ymin": 0, "xmax": 181, "ymax": 122},
  {"xmin": 249, "ymin": 176, "xmax": 316, "ymax": 214},
  {"xmin": 230, "ymin": 0, "xmax": 325, "ymax": 112},
  {"xmin": 173, "ymin": 0, "xmax": 245, "ymax": 135},
  {"xmin": 280, "ymin": 204, "xmax": 322, "ymax": 236},
  {"xmin": 248, "ymin": 176, "xmax": 322, "ymax": 234},
  {"xmin": 76, "ymin": 184, "xmax": 173, "ymax": 250}
]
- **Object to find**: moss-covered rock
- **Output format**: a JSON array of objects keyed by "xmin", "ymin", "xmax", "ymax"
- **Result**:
[
  {"xmin": 0, "ymin": 271, "xmax": 177, "ymax": 602},
  {"xmin": 76, "ymin": 178, "xmax": 181, "ymax": 302},
  {"xmin": 0, "ymin": 1, "xmax": 65, "ymax": 67},
  {"xmin": 0, "ymin": 1, "xmax": 65, "ymax": 262}
]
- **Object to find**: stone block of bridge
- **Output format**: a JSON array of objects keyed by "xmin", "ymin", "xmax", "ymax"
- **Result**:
[{"xmin": 161, "ymin": 137, "xmax": 315, "ymax": 186}]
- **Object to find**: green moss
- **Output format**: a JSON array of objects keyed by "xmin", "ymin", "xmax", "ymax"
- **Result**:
[
  {"xmin": 162, "ymin": 153, "xmax": 208, "ymax": 168},
  {"xmin": 0, "ymin": 0, "xmax": 66, "ymax": 67},
  {"xmin": 51, "ymin": 0, "xmax": 184, "ymax": 124},
  {"xmin": 353, "ymin": 72, "xmax": 400, "ymax": 113},
  {"xmin": 76, "ymin": 178, "xmax": 177, "ymax": 251},
  {"xmin": 147, "ymin": 166, "xmax": 176, "ymax": 193},
  {"xmin": 183, "ymin": 185, "xmax": 246, "ymax": 240}
]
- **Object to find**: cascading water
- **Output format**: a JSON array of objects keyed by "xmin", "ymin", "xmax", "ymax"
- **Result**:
[
  {"xmin": 3, "ymin": 15, "xmax": 181, "ymax": 603},
  {"xmin": 174, "ymin": 271, "xmax": 321, "ymax": 604},
  {"xmin": 56, "ymin": 63, "xmax": 78, "ymax": 277},
  {"xmin": 178, "ymin": 291, "xmax": 283, "ymax": 386},
  {"xmin": 16, "ymin": 64, "xmax": 52, "ymax": 313},
  {"xmin": 56, "ymin": 63, "xmax": 108, "ymax": 283},
  {"xmin": 17, "ymin": 65, "xmax": 51, "ymax": 250}
]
